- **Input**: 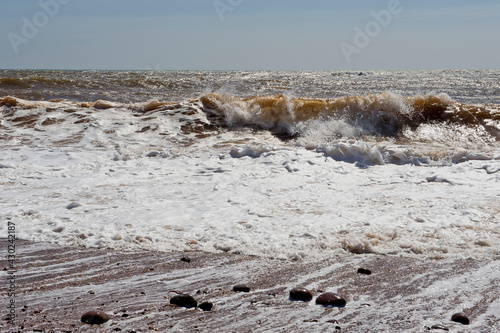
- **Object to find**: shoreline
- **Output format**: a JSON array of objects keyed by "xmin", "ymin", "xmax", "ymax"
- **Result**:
[{"xmin": 1, "ymin": 240, "xmax": 499, "ymax": 332}]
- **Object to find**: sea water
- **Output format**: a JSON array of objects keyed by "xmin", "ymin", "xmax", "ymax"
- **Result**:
[{"xmin": 1, "ymin": 70, "xmax": 499, "ymax": 260}]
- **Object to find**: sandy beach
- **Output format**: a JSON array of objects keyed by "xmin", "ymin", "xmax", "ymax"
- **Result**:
[
  {"xmin": 2, "ymin": 239, "xmax": 499, "ymax": 332},
  {"xmin": 2, "ymin": 0, "xmax": 500, "ymax": 331}
]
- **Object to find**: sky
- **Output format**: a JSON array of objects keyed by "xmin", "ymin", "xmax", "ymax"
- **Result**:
[{"xmin": 1, "ymin": 0, "xmax": 499, "ymax": 70}]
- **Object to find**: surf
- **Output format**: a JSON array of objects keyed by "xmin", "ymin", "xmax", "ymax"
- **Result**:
[{"xmin": 200, "ymin": 92, "xmax": 500, "ymax": 140}]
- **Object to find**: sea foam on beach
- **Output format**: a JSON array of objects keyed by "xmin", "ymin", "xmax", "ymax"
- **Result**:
[{"xmin": 1, "ymin": 70, "xmax": 499, "ymax": 261}]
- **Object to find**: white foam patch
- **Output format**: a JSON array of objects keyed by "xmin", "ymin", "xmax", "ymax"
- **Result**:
[
  {"xmin": 1, "ymin": 142, "xmax": 499, "ymax": 261},
  {"xmin": 318, "ymin": 142, "xmax": 385, "ymax": 165}
]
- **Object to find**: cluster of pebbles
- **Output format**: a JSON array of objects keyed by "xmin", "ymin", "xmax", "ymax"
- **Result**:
[
  {"xmin": 79, "ymin": 261, "xmax": 471, "ymax": 330},
  {"xmin": 7, "ymin": 241, "xmax": 490, "ymax": 332}
]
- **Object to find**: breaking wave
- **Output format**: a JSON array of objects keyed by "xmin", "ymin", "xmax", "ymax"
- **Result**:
[
  {"xmin": 1, "ymin": 92, "xmax": 499, "ymax": 165},
  {"xmin": 200, "ymin": 92, "xmax": 500, "ymax": 140}
]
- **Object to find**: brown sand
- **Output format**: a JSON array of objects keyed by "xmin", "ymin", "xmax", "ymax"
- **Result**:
[{"xmin": 1, "ymin": 239, "xmax": 499, "ymax": 332}]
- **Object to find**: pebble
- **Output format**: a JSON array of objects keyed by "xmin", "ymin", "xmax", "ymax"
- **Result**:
[
  {"xmin": 199, "ymin": 302, "xmax": 214, "ymax": 311},
  {"xmin": 315, "ymin": 292, "xmax": 346, "ymax": 307},
  {"xmin": 289, "ymin": 287, "xmax": 313, "ymax": 302},
  {"xmin": 81, "ymin": 310, "xmax": 110, "ymax": 325},
  {"xmin": 233, "ymin": 284, "xmax": 251, "ymax": 292},
  {"xmin": 430, "ymin": 324, "xmax": 449, "ymax": 331},
  {"xmin": 357, "ymin": 268, "xmax": 372, "ymax": 275},
  {"xmin": 180, "ymin": 256, "xmax": 191, "ymax": 263},
  {"xmin": 146, "ymin": 151, "xmax": 160, "ymax": 157},
  {"xmin": 196, "ymin": 289, "xmax": 209, "ymax": 294},
  {"xmin": 451, "ymin": 312, "xmax": 470, "ymax": 325},
  {"xmin": 327, "ymin": 320, "xmax": 341, "ymax": 330},
  {"xmin": 66, "ymin": 202, "xmax": 81, "ymax": 210},
  {"xmin": 170, "ymin": 294, "xmax": 197, "ymax": 308}
]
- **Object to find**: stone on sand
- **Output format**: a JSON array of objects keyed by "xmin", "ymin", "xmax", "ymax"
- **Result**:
[
  {"xmin": 315, "ymin": 292, "xmax": 346, "ymax": 307},
  {"xmin": 289, "ymin": 287, "xmax": 313, "ymax": 302},
  {"xmin": 170, "ymin": 294, "xmax": 197, "ymax": 308},
  {"xmin": 81, "ymin": 310, "xmax": 110, "ymax": 325},
  {"xmin": 451, "ymin": 312, "xmax": 470, "ymax": 325},
  {"xmin": 232, "ymin": 284, "xmax": 251, "ymax": 292}
]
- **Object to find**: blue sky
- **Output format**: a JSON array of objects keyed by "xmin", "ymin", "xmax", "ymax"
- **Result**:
[{"xmin": 1, "ymin": 0, "xmax": 499, "ymax": 70}]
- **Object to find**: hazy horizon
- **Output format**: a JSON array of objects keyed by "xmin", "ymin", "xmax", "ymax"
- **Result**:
[{"xmin": 1, "ymin": 0, "xmax": 499, "ymax": 71}]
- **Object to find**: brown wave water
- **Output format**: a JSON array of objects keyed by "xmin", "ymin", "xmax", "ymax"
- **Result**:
[
  {"xmin": 200, "ymin": 93, "xmax": 500, "ymax": 138},
  {"xmin": 2, "ymin": 93, "xmax": 499, "ymax": 134}
]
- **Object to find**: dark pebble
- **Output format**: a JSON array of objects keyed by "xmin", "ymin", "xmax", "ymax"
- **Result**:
[
  {"xmin": 199, "ymin": 302, "xmax": 214, "ymax": 311},
  {"xmin": 146, "ymin": 151, "xmax": 160, "ymax": 157},
  {"xmin": 180, "ymin": 256, "xmax": 191, "ymax": 263},
  {"xmin": 315, "ymin": 292, "xmax": 346, "ymax": 307},
  {"xmin": 451, "ymin": 312, "xmax": 470, "ymax": 325},
  {"xmin": 66, "ymin": 202, "xmax": 81, "ymax": 210},
  {"xmin": 233, "ymin": 284, "xmax": 251, "ymax": 292},
  {"xmin": 196, "ymin": 289, "xmax": 208, "ymax": 294},
  {"xmin": 170, "ymin": 294, "xmax": 197, "ymax": 308},
  {"xmin": 357, "ymin": 268, "xmax": 372, "ymax": 275},
  {"xmin": 289, "ymin": 287, "xmax": 313, "ymax": 302},
  {"xmin": 81, "ymin": 310, "xmax": 110, "ymax": 325},
  {"xmin": 327, "ymin": 320, "xmax": 341, "ymax": 330}
]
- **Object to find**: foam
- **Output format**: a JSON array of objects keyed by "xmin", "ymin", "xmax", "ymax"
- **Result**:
[
  {"xmin": 1, "ymin": 71, "xmax": 499, "ymax": 262},
  {"xmin": 1, "ymin": 142, "xmax": 499, "ymax": 261}
]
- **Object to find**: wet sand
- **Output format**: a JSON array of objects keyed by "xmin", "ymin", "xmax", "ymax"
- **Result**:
[{"xmin": 1, "ymin": 240, "xmax": 499, "ymax": 332}]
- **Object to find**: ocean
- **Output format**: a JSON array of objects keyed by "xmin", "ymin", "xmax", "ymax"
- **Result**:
[{"xmin": 1, "ymin": 69, "xmax": 499, "ymax": 260}]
